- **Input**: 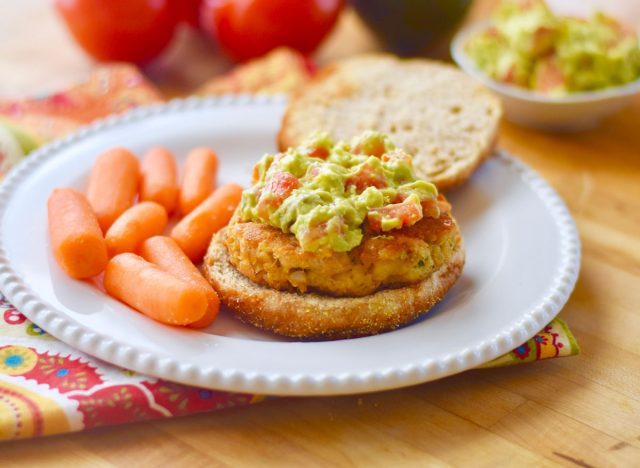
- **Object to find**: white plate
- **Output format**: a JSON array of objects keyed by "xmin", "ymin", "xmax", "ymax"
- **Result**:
[{"xmin": 0, "ymin": 96, "xmax": 580, "ymax": 396}]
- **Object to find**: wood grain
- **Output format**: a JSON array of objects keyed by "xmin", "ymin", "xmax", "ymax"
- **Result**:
[{"xmin": 1, "ymin": 0, "xmax": 640, "ymax": 466}]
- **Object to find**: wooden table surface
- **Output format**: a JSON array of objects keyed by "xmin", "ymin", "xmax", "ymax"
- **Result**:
[{"xmin": 2, "ymin": 1, "xmax": 640, "ymax": 466}]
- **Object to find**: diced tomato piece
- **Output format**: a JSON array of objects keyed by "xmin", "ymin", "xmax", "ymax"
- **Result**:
[
  {"xmin": 353, "ymin": 140, "xmax": 385, "ymax": 157},
  {"xmin": 420, "ymin": 198, "xmax": 440, "ymax": 219},
  {"xmin": 268, "ymin": 171, "xmax": 300, "ymax": 199},
  {"xmin": 533, "ymin": 57, "xmax": 566, "ymax": 93},
  {"xmin": 500, "ymin": 65, "xmax": 518, "ymax": 85},
  {"xmin": 392, "ymin": 192, "xmax": 406, "ymax": 203},
  {"xmin": 345, "ymin": 164, "xmax": 387, "ymax": 193},
  {"xmin": 531, "ymin": 25, "xmax": 555, "ymax": 56},
  {"xmin": 421, "ymin": 194, "xmax": 451, "ymax": 219},
  {"xmin": 391, "ymin": 193, "xmax": 445, "ymax": 219},
  {"xmin": 307, "ymin": 146, "xmax": 329, "ymax": 159},
  {"xmin": 367, "ymin": 199, "xmax": 422, "ymax": 232},
  {"xmin": 256, "ymin": 171, "xmax": 300, "ymax": 219},
  {"xmin": 436, "ymin": 194, "xmax": 451, "ymax": 212},
  {"xmin": 367, "ymin": 213, "xmax": 383, "ymax": 232}
]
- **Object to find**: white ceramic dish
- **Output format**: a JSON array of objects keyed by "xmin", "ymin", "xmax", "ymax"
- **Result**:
[
  {"xmin": 451, "ymin": 21, "xmax": 640, "ymax": 132},
  {"xmin": 0, "ymin": 96, "xmax": 580, "ymax": 396}
]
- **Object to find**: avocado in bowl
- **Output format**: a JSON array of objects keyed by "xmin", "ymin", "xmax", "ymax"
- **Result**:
[{"xmin": 451, "ymin": 0, "xmax": 640, "ymax": 131}]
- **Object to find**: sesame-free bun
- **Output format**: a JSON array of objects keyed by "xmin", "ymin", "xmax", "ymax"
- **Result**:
[{"xmin": 278, "ymin": 54, "xmax": 502, "ymax": 191}]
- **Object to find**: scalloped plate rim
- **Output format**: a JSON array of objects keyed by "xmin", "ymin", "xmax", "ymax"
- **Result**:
[{"xmin": 0, "ymin": 95, "xmax": 580, "ymax": 396}]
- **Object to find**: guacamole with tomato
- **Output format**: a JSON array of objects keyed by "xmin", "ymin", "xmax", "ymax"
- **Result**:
[
  {"xmin": 240, "ymin": 131, "xmax": 440, "ymax": 252},
  {"xmin": 465, "ymin": 0, "xmax": 640, "ymax": 94}
]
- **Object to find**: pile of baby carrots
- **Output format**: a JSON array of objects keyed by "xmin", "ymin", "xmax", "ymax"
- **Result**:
[{"xmin": 47, "ymin": 146, "xmax": 243, "ymax": 328}]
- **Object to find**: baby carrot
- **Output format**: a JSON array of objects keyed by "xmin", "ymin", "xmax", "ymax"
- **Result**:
[
  {"xmin": 87, "ymin": 147, "xmax": 140, "ymax": 232},
  {"xmin": 139, "ymin": 236, "xmax": 220, "ymax": 328},
  {"xmin": 105, "ymin": 201, "xmax": 168, "ymax": 257},
  {"xmin": 48, "ymin": 188, "xmax": 108, "ymax": 279},
  {"xmin": 103, "ymin": 253, "xmax": 207, "ymax": 326},
  {"xmin": 140, "ymin": 147, "xmax": 179, "ymax": 214},
  {"xmin": 171, "ymin": 183, "xmax": 243, "ymax": 262},
  {"xmin": 179, "ymin": 147, "xmax": 218, "ymax": 215}
]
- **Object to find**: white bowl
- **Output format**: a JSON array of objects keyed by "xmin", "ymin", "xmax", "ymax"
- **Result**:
[{"xmin": 451, "ymin": 21, "xmax": 640, "ymax": 131}]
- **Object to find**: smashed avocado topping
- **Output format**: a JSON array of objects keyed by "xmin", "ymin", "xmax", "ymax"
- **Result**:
[
  {"xmin": 465, "ymin": 0, "xmax": 640, "ymax": 94},
  {"xmin": 240, "ymin": 131, "xmax": 439, "ymax": 253}
]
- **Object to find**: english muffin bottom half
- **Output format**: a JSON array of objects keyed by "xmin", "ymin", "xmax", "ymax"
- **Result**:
[{"xmin": 203, "ymin": 214, "xmax": 465, "ymax": 340}]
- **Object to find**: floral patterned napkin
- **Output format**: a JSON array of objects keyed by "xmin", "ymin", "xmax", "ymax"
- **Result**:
[{"xmin": 0, "ymin": 55, "xmax": 579, "ymax": 441}]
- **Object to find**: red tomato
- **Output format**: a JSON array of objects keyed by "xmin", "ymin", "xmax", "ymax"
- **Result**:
[
  {"xmin": 200, "ymin": 0, "xmax": 345, "ymax": 61},
  {"xmin": 177, "ymin": 0, "xmax": 202, "ymax": 28},
  {"xmin": 367, "ymin": 200, "xmax": 422, "ymax": 232},
  {"xmin": 55, "ymin": 0, "xmax": 178, "ymax": 64}
]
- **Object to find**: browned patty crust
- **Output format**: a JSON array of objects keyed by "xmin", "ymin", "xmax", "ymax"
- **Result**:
[
  {"xmin": 204, "ymin": 227, "xmax": 464, "ymax": 339},
  {"xmin": 224, "ymin": 206, "xmax": 458, "ymax": 297}
]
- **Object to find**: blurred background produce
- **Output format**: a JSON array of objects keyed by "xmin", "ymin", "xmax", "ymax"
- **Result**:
[
  {"xmin": 1, "ymin": 0, "xmax": 639, "ymax": 99},
  {"xmin": 54, "ymin": 0, "xmax": 179, "ymax": 63},
  {"xmin": 351, "ymin": 0, "xmax": 472, "ymax": 56},
  {"xmin": 54, "ymin": 0, "xmax": 345, "ymax": 64},
  {"xmin": 463, "ymin": 0, "xmax": 640, "ymax": 95},
  {"xmin": 200, "ymin": 0, "xmax": 344, "ymax": 61}
]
